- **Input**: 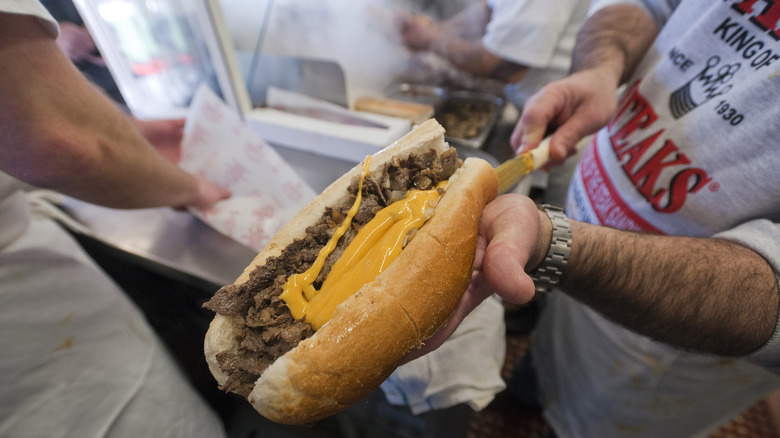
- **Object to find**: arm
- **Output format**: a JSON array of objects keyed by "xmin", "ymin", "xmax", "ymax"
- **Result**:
[
  {"xmin": 133, "ymin": 118, "xmax": 185, "ymax": 163},
  {"xmin": 414, "ymin": 193, "xmax": 778, "ymax": 359},
  {"xmin": 561, "ymin": 222, "xmax": 779, "ymax": 356},
  {"xmin": 510, "ymin": 4, "xmax": 658, "ymax": 162},
  {"xmin": 478, "ymin": 196, "xmax": 779, "ymax": 357},
  {"xmin": 429, "ymin": 31, "xmax": 529, "ymax": 83},
  {"xmin": 398, "ymin": 2, "xmax": 528, "ymax": 83},
  {"xmin": 0, "ymin": 13, "xmax": 228, "ymax": 210},
  {"xmin": 570, "ymin": 4, "xmax": 658, "ymax": 85},
  {"xmin": 398, "ymin": 2, "xmax": 490, "ymax": 48}
]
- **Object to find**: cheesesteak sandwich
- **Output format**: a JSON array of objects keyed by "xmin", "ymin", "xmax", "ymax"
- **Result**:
[{"xmin": 203, "ymin": 119, "xmax": 498, "ymax": 424}]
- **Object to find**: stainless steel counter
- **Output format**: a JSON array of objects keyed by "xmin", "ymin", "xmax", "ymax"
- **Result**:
[
  {"xmin": 62, "ymin": 145, "xmax": 356, "ymax": 291},
  {"xmin": 62, "ymin": 138, "xmax": 505, "ymax": 292}
]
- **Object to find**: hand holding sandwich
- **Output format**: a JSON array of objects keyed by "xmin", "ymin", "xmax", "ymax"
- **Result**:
[{"xmin": 406, "ymin": 193, "xmax": 550, "ymax": 362}]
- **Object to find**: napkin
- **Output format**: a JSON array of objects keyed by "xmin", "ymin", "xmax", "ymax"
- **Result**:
[
  {"xmin": 380, "ymin": 295, "xmax": 507, "ymax": 414},
  {"xmin": 179, "ymin": 85, "xmax": 316, "ymax": 251}
]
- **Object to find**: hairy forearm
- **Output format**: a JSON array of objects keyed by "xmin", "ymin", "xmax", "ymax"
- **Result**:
[
  {"xmin": 431, "ymin": 36, "xmax": 527, "ymax": 83},
  {"xmin": 561, "ymin": 221, "xmax": 780, "ymax": 356},
  {"xmin": 431, "ymin": 35, "xmax": 493, "ymax": 76},
  {"xmin": 571, "ymin": 4, "xmax": 659, "ymax": 85},
  {"xmin": 0, "ymin": 15, "xmax": 200, "ymax": 209}
]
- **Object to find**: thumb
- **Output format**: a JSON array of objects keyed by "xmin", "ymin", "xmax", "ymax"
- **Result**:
[
  {"xmin": 480, "ymin": 195, "xmax": 539, "ymax": 304},
  {"xmin": 547, "ymin": 119, "xmax": 594, "ymax": 164}
]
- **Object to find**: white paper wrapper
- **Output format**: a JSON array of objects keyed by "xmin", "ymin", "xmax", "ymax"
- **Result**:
[{"xmin": 179, "ymin": 85, "xmax": 316, "ymax": 251}]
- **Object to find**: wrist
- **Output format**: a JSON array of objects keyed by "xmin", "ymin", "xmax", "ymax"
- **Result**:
[
  {"xmin": 428, "ymin": 26, "xmax": 445, "ymax": 55},
  {"xmin": 572, "ymin": 65, "xmax": 622, "ymax": 95},
  {"xmin": 595, "ymin": 62, "xmax": 624, "ymax": 91},
  {"xmin": 528, "ymin": 205, "xmax": 572, "ymax": 294}
]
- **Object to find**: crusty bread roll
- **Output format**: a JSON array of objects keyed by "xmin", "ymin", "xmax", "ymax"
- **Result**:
[
  {"xmin": 354, "ymin": 96, "xmax": 435, "ymax": 125},
  {"xmin": 204, "ymin": 119, "xmax": 498, "ymax": 424}
]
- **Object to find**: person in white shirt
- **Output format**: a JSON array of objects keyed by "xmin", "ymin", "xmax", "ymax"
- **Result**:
[
  {"xmin": 0, "ymin": 2, "xmax": 230, "ymax": 436},
  {"xmin": 397, "ymin": 0, "xmax": 591, "ymax": 109},
  {"xmin": 397, "ymin": 0, "xmax": 592, "ymax": 209},
  {"xmin": 417, "ymin": 1, "xmax": 780, "ymax": 436}
]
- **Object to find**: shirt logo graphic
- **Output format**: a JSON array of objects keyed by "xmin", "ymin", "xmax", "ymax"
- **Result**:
[{"xmin": 669, "ymin": 55, "xmax": 740, "ymax": 118}]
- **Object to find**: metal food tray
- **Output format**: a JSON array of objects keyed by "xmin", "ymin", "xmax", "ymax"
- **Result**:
[
  {"xmin": 385, "ymin": 83, "xmax": 447, "ymax": 112},
  {"xmin": 435, "ymin": 90, "xmax": 504, "ymax": 149}
]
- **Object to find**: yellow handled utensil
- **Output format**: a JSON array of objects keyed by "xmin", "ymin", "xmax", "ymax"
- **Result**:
[{"xmin": 495, "ymin": 135, "xmax": 591, "ymax": 194}]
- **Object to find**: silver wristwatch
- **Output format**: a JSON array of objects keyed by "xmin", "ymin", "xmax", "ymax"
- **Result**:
[{"xmin": 530, "ymin": 204, "xmax": 572, "ymax": 294}]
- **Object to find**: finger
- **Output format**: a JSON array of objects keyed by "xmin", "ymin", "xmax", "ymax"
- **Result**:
[
  {"xmin": 517, "ymin": 123, "xmax": 547, "ymax": 155},
  {"xmin": 548, "ymin": 117, "xmax": 593, "ymax": 162},
  {"xmin": 548, "ymin": 132, "xmax": 576, "ymax": 163},
  {"xmin": 473, "ymin": 231, "xmax": 487, "ymax": 270},
  {"xmin": 188, "ymin": 174, "xmax": 231, "ymax": 211},
  {"xmin": 483, "ymin": 234, "xmax": 536, "ymax": 304},
  {"xmin": 509, "ymin": 121, "xmax": 525, "ymax": 153},
  {"xmin": 510, "ymin": 116, "xmax": 547, "ymax": 154},
  {"xmin": 402, "ymin": 272, "xmax": 494, "ymax": 363},
  {"xmin": 510, "ymin": 91, "xmax": 561, "ymax": 153},
  {"xmin": 401, "ymin": 231, "xmax": 491, "ymax": 363},
  {"xmin": 480, "ymin": 195, "xmax": 539, "ymax": 304}
]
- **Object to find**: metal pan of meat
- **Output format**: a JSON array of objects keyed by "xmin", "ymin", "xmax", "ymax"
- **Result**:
[
  {"xmin": 435, "ymin": 91, "xmax": 504, "ymax": 149},
  {"xmin": 385, "ymin": 83, "xmax": 448, "ymax": 112}
]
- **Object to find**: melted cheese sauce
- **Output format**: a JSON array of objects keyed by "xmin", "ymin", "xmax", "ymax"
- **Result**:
[{"xmin": 280, "ymin": 157, "xmax": 445, "ymax": 330}]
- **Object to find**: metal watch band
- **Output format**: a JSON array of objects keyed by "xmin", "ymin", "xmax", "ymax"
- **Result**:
[{"xmin": 530, "ymin": 204, "xmax": 572, "ymax": 294}]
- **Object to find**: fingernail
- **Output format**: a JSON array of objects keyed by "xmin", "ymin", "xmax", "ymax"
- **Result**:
[{"xmin": 519, "ymin": 132, "xmax": 535, "ymax": 152}]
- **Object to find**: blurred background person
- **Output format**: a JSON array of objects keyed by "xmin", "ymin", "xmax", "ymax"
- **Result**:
[
  {"xmin": 419, "ymin": 0, "xmax": 780, "ymax": 436},
  {"xmin": 396, "ymin": 0, "xmax": 591, "ymax": 111},
  {"xmin": 396, "ymin": 0, "xmax": 591, "ymax": 215}
]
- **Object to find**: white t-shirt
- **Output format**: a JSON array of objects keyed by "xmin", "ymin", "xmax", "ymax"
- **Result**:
[
  {"xmin": 483, "ymin": 0, "xmax": 591, "ymax": 106},
  {"xmin": 533, "ymin": 0, "xmax": 780, "ymax": 436}
]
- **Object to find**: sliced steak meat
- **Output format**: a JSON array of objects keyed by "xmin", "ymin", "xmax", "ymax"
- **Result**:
[{"xmin": 203, "ymin": 148, "xmax": 461, "ymax": 395}]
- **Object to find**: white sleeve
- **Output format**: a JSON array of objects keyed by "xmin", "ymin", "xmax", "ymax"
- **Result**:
[
  {"xmin": 714, "ymin": 220, "xmax": 780, "ymax": 372},
  {"xmin": 482, "ymin": 0, "xmax": 587, "ymax": 68},
  {"xmin": 588, "ymin": 0, "xmax": 681, "ymax": 28},
  {"xmin": 0, "ymin": 0, "xmax": 59, "ymax": 37}
]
